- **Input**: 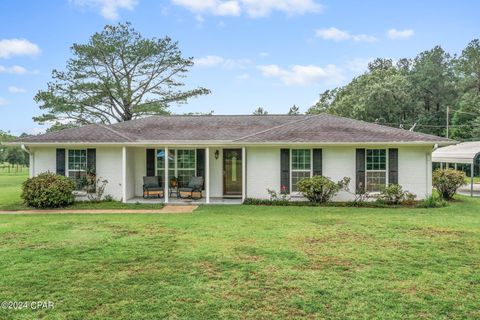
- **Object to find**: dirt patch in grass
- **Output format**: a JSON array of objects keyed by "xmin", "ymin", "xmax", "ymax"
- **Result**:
[{"xmin": 409, "ymin": 227, "xmax": 467, "ymax": 238}]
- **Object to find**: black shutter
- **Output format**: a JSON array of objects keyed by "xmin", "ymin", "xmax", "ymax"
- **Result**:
[
  {"xmin": 146, "ymin": 149, "xmax": 155, "ymax": 177},
  {"xmin": 87, "ymin": 148, "xmax": 96, "ymax": 174},
  {"xmin": 196, "ymin": 149, "xmax": 205, "ymax": 189},
  {"xmin": 280, "ymin": 149, "xmax": 290, "ymax": 193},
  {"xmin": 356, "ymin": 149, "xmax": 365, "ymax": 194},
  {"xmin": 56, "ymin": 148, "xmax": 66, "ymax": 176},
  {"xmin": 388, "ymin": 148, "xmax": 398, "ymax": 185},
  {"xmin": 312, "ymin": 149, "xmax": 322, "ymax": 176}
]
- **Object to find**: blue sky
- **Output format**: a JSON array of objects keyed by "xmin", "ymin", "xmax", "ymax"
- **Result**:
[{"xmin": 0, "ymin": 0, "xmax": 479, "ymax": 135}]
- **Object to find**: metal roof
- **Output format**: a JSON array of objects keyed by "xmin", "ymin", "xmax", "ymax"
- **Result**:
[{"xmin": 432, "ymin": 141, "xmax": 480, "ymax": 164}]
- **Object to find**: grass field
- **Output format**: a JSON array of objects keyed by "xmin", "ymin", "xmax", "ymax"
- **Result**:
[
  {"xmin": 0, "ymin": 172, "xmax": 163, "ymax": 210},
  {"xmin": 0, "ymin": 175, "xmax": 479, "ymax": 319}
]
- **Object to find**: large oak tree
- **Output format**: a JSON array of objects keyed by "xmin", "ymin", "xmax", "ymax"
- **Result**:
[{"xmin": 34, "ymin": 23, "xmax": 210, "ymax": 126}]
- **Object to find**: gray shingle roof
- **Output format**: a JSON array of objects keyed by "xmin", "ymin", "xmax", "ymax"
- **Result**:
[{"xmin": 14, "ymin": 114, "xmax": 453, "ymax": 144}]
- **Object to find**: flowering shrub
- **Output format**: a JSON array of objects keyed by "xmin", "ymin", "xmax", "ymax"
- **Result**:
[
  {"xmin": 378, "ymin": 184, "xmax": 416, "ymax": 205},
  {"xmin": 266, "ymin": 185, "xmax": 289, "ymax": 201},
  {"xmin": 21, "ymin": 172, "xmax": 75, "ymax": 208},
  {"xmin": 432, "ymin": 169, "xmax": 466, "ymax": 200},
  {"xmin": 297, "ymin": 176, "xmax": 350, "ymax": 203}
]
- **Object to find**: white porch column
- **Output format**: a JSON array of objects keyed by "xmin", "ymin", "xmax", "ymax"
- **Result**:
[
  {"xmin": 471, "ymin": 163, "xmax": 474, "ymax": 197},
  {"xmin": 122, "ymin": 146, "xmax": 127, "ymax": 203},
  {"xmin": 164, "ymin": 147, "xmax": 169, "ymax": 204},
  {"xmin": 242, "ymin": 147, "xmax": 246, "ymax": 202},
  {"xmin": 206, "ymin": 147, "xmax": 210, "ymax": 204},
  {"xmin": 29, "ymin": 153, "xmax": 34, "ymax": 178}
]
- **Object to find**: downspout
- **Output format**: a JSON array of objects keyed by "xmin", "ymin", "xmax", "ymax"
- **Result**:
[
  {"xmin": 21, "ymin": 144, "xmax": 34, "ymax": 178},
  {"xmin": 428, "ymin": 144, "xmax": 439, "ymax": 197}
]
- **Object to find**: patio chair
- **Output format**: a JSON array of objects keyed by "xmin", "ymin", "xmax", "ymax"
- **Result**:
[
  {"xmin": 143, "ymin": 176, "xmax": 164, "ymax": 199},
  {"xmin": 178, "ymin": 176, "xmax": 204, "ymax": 200}
]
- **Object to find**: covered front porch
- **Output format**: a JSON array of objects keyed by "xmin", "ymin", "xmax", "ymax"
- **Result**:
[
  {"xmin": 125, "ymin": 196, "xmax": 243, "ymax": 205},
  {"xmin": 121, "ymin": 146, "xmax": 246, "ymax": 204}
]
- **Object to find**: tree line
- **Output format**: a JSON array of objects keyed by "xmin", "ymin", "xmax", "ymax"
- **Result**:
[
  {"xmin": 0, "ymin": 131, "xmax": 29, "ymax": 166},
  {"xmin": 307, "ymin": 40, "xmax": 480, "ymax": 140}
]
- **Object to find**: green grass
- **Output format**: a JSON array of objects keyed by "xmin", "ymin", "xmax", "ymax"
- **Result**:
[
  {"xmin": 0, "ymin": 172, "xmax": 163, "ymax": 210},
  {"xmin": 0, "ymin": 200, "xmax": 479, "ymax": 319},
  {"xmin": 0, "ymin": 172, "xmax": 479, "ymax": 318},
  {"xmin": 0, "ymin": 172, "xmax": 28, "ymax": 210},
  {"xmin": 465, "ymin": 176, "xmax": 480, "ymax": 184}
]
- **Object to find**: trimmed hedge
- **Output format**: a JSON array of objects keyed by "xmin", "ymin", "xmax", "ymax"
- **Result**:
[
  {"xmin": 21, "ymin": 172, "xmax": 75, "ymax": 208},
  {"xmin": 243, "ymin": 197, "xmax": 444, "ymax": 209}
]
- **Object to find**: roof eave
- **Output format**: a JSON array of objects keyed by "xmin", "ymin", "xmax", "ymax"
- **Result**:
[{"xmin": 5, "ymin": 140, "xmax": 455, "ymax": 147}]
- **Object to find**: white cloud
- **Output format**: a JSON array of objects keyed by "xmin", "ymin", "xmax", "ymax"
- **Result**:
[
  {"xmin": 8, "ymin": 86, "xmax": 27, "ymax": 93},
  {"xmin": 257, "ymin": 64, "xmax": 344, "ymax": 86},
  {"xmin": 0, "ymin": 65, "xmax": 29, "ymax": 74},
  {"xmin": 194, "ymin": 55, "xmax": 225, "ymax": 67},
  {"xmin": 26, "ymin": 126, "xmax": 46, "ymax": 135},
  {"xmin": 236, "ymin": 73, "xmax": 250, "ymax": 80},
  {"xmin": 0, "ymin": 65, "xmax": 38, "ymax": 75},
  {"xmin": 387, "ymin": 28, "xmax": 414, "ymax": 40},
  {"xmin": 194, "ymin": 55, "xmax": 251, "ymax": 69},
  {"xmin": 0, "ymin": 39, "xmax": 41, "ymax": 59},
  {"xmin": 315, "ymin": 27, "xmax": 377, "ymax": 43},
  {"xmin": 0, "ymin": 98, "xmax": 8, "ymax": 106},
  {"xmin": 171, "ymin": 0, "xmax": 322, "ymax": 17},
  {"xmin": 346, "ymin": 57, "xmax": 374, "ymax": 73},
  {"xmin": 71, "ymin": 0, "xmax": 138, "ymax": 19}
]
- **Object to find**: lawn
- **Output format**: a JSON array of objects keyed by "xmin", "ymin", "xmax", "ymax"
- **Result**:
[
  {"xmin": 0, "ymin": 198, "xmax": 479, "ymax": 319},
  {"xmin": 0, "ymin": 172, "xmax": 163, "ymax": 210}
]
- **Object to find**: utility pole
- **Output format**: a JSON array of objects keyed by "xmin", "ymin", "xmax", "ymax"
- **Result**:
[{"xmin": 446, "ymin": 106, "xmax": 449, "ymax": 139}]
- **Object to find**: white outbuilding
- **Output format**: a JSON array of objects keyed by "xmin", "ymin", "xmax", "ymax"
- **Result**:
[{"xmin": 432, "ymin": 141, "xmax": 480, "ymax": 196}]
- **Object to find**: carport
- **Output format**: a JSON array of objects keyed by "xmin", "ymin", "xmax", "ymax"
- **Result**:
[{"xmin": 432, "ymin": 141, "xmax": 480, "ymax": 196}]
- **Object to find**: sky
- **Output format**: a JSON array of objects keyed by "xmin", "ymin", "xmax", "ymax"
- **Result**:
[{"xmin": 0, "ymin": 0, "xmax": 479, "ymax": 136}]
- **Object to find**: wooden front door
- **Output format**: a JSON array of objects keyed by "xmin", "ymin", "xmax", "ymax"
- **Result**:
[{"xmin": 223, "ymin": 149, "xmax": 242, "ymax": 196}]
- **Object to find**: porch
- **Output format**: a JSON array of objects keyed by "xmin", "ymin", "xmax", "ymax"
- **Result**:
[
  {"xmin": 125, "ymin": 196, "xmax": 243, "ymax": 205},
  {"xmin": 121, "ymin": 146, "xmax": 246, "ymax": 204}
]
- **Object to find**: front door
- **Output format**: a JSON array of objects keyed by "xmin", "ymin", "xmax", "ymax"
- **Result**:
[{"xmin": 223, "ymin": 149, "xmax": 242, "ymax": 196}]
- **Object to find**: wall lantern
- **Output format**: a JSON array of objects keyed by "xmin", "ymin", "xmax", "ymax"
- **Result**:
[{"xmin": 214, "ymin": 150, "xmax": 219, "ymax": 159}]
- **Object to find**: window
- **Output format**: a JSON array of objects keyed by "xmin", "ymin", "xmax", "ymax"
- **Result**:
[
  {"xmin": 291, "ymin": 149, "xmax": 311, "ymax": 192},
  {"xmin": 156, "ymin": 149, "xmax": 196, "ymax": 187},
  {"xmin": 366, "ymin": 149, "xmax": 387, "ymax": 192},
  {"xmin": 176, "ymin": 149, "xmax": 196, "ymax": 187},
  {"xmin": 68, "ymin": 149, "xmax": 87, "ymax": 190},
  {"xmin": 156, "ymin": 149, "xmax": 166, "ymax": 185}
]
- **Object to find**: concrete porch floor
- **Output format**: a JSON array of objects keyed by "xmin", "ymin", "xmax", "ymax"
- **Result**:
[{"xmin": 125, "ymin": 196, "xmax": 243, "ymax": 205}]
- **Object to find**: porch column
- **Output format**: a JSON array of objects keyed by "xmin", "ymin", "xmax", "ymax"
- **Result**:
[
  {"xmin": 471, "ymin": 163, "xmax": 474, "ymax": 197},
  {"xmin": 122, "ymin": 146, "xmax": 127, "ymax": 203},
  {"xmin": 242, "ymin": 147, "xmax": 246, "ymax": 202},
  {"xmin": 206, "ymin": 147, "xmax": 210, "ymax": 204},
  {"xmin": 29, "ymin": 153, "xmax": 34, "ymax": 178},
  {"xmin": 165, "ymin": 147, "xmax": 169, "ymax": 204}
]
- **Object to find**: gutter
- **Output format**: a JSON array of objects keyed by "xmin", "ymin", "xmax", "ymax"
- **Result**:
[{"xmin": 4, "ymin": 140, "xmax": 457, "ymax": 147}]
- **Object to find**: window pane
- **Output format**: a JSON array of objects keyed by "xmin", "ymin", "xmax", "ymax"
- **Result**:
[
  {"xmin": 366, "ymin": 149, "xmax": 386, "ymax": 171},
  {"xmin": 168, "ymin": 149, "xmax": 175, "ymax": 171},
  {"xmin": 177, "ymin": 149, "xmax": 195, "ymax": 169},
  {"xmin": 156, "ymin": 149, "xmax": 165, "ymax": 169},
  {"xmin": 68, "ymin": 149, "xmax": 87, "ymax": 190},
  {"xmin": 291, "ymin": 171, "xmax": 310, "ymax": 192},
  {"xmin": 366, "ymin": 172, "xmax": 386, "ymax": 192},
  {"xmin": 292, "ymin": 149, "xmax": 311, "ymax": 170},
  {"xmin": 177, "ymin": 169, "xmax": 195, "ymax": 188}
]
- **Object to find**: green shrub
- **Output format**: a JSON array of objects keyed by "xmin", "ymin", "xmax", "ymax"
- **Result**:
[
  {"xmin": 432, "ymin": 169, "xmax": 466, "ymax": 200},
  {"xmin": 21, "ymin": 172, "xmax": 75, "ymax": 208},
  {"xmin": 297, "ymin": 176, "xmax": 350, "ymax": 203},
  {"xmin": 416, "ymin": 194, "xmax": 448, "ymax": 208},
  {"xmin": 378, "ymin": 184, "xmax": 416, "ymax": 205}
]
